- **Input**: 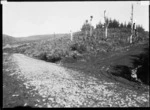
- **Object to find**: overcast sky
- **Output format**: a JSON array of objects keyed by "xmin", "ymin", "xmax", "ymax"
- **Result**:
[{"xmin": 3, "ymin": 1, "xmax": 149, "ymax": 37}]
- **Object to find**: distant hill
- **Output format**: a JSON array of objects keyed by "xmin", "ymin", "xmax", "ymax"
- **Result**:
[
  {"xmin": 3, "ymin": 33, "xmax": 70, "ymax": 46},
  {"xmin": 3, "ymin": 34, "xmax": 17, "ymax": 45},
  {"xmin": 18, "ymin": 33, "xmax": 68, "ymax": 41}
]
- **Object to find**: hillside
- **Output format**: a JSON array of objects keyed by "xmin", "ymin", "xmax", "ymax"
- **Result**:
[
  {"xmin": 3, "ymin": 34, "xmax": 17, "ymax": 46},
  {"xmin": 17, "ymin": 33, "xmax": 69, "ymax": 42},
  {"xmin": 3, "ymin": 33, "xmax": 70, "ymax": 46}
]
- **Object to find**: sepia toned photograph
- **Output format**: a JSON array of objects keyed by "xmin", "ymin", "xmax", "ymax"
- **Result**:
[{"xmin": 2, "ymin": 1, "xmax": 149, "ymax": 108}]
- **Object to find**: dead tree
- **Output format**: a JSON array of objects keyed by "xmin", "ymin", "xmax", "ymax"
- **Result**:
[
  {"xmin": 90, "ymin": 16, "xmax": 93, "ymax": 37},
  {"xmin": 85, "ymin": 20, "xmax": 88, "ymax": 41},
  {"xmin": 104, "ymin": 10, "xmax": 109, "ymax": 39},
  {"xmin": 129, "ymin": 4, "xmax": 134, "ymax": 44}
]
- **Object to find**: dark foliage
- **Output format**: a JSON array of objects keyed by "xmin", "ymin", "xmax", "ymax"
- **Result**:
[
  {"xmin": 131, "ymin": 47, "xmax": 149, "ymax": 85},
  {"xmin": 47, "ymin": 56, "xmax": 62, "ymax": 63},
  {"xmin": 38, "ymin": 52, "xmax": 47, "ymax": 61},
  {"xmin": 120, "ymin": 23, "xmax": 124, "ymax": 28},
  {"xmin": 110, "ymin": 45, "xmax": 149, "ymax": 85},
  {"xmin": 81, "ymin": 20, "xmax": 91, "ymax": 34},
  {"xmin": 136, "ymin": 25, "xmax": 145, "ymax": 33},
  {"xmin": 126, "ymin": 22, "xmax": 131, "ymax": 29},
  {"xmin": 108, "ymin": 19, "xmax": 119, "ymax": 28},
  {"xmin": 70, "ymin": 43, "xmax": 87, "ymax": 54},
  {"xmin": 95, "ymin": 17, "xmax": 145, "ymax": 33},
  {"xmin": 111, "ymin": 65, "xmax": 133, "ymax": 81},
  {"xmin": 96, "ymin": 22, "xmax": 103, "ymax": 29},
  {"xmin": 46, "ymin": 52, "xmax": 62, "ymax": 63}
]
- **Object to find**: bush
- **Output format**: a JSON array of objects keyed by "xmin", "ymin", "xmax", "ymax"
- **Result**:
[
  {"xmin": 46, "ymin": 54, "xmax": 61, "ymax": 63},
  {"xmin": 46, "ymin": 49, "xmax": 65, "ymax": 63},
  {"xmin": 34, "ymin": 52, "xmax": 47, "ymax": 61},
  {"xmin": 70, "ymin": 43, "xmax": 87, "ymax": 54}
]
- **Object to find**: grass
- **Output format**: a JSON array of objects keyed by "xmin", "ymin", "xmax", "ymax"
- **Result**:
[{"xmin": 61, "ymin": 42, "xmax": 149, "ymax": 92}]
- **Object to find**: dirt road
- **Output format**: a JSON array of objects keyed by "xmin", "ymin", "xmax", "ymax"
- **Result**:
[{"xmin": 4, "ymin": 53, "xmax": 149, "ymax": 107}]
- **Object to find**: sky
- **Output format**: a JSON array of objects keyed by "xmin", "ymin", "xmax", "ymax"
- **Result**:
[{"xmin": 3, "ymin": 1, "xmax": 149, "ymax": 37}]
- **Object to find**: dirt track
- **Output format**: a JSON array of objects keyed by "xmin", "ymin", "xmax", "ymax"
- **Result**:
[{"xmin": 6, "ymin": 53, "xmax": 150, "ymax": 107}]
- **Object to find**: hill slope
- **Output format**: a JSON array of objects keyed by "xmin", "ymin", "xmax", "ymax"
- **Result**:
[
  {"xmin": 17, "ymin": 33, "xmax": 69, "ymax": 42},
  {"xmin": 3, "ymin": 33, "xmax": 70, "ymax": 46},
  {"xmin": 3, "ymin": 34, "xmax": 17, "ymax": 45}
]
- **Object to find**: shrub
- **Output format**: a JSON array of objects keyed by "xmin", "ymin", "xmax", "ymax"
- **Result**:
[
  {"xmin": 36, "ymin": 52, "xmax": 47, "ymax": 61},
  {"xmin": 70, "ymin": 43, "xmax": 87, "ymax": 54},
  {"xmin": 46, "ymin": 49, "xmax": 64, "ymax": 63},
  {"xmin": 46, "ymin": 54, "xmax": 61, "ymax": 63}
]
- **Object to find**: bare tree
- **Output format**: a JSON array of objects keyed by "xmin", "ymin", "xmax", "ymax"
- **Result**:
[
  {"xmin": 129, "ymin": 4, "xmax": 134, "ymax": 44},
  {"xmin": 104, "ymin": 10, "xmax": 109, "ymax": 39},
  {"xmin": 85, "ymin": 20, "xmax": 89, "ymax": 40},
  {"xmin": 90, "ymin": 16, "xmax": 93, "ymax": 37}
]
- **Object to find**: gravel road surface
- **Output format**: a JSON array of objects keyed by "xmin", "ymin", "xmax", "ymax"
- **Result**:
[{"xmin": 9, "ymin": 53, "xmax": 149, "ymax": 107}]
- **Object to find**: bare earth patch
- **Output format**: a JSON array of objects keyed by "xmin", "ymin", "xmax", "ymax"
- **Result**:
[{"xmin": 8, "ymin": 53, "xmax": 149, "ymax": 107}]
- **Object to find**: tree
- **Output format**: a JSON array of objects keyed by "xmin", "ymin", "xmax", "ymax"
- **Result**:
[
  {"xmin": 136, "ymin": 25, "xmax": 144, "ymax": 33},
  {"xmin": 127, "ymin": 22, "xmax": 132, "ymax": 29},
  {"xmin": 96, "ymin": 21, "xmax": 103, "ymax": 29},
  {"xmin": 112, "ymin": 19, "xmax": 119, "ymax": 28},
  {"xmin": 90, "ymin": 16, "xmax": 93, "ymax": 36},
  {"xmin": 107, "ymin": 18, "xmax": 119, "ymax": 28},
  {"xmin": 108, "ymin": 18, "xmax": 113, "ymax": 28},
  {"xmin": 81, "ymin": 19, "xmax": 94, "ymax": 40},
  {"xmin": 120, "ymin": 23, "xmax": 124, "ymax": 28},
  {"xmin": 81, "ymin": 20, "xmax": 91, "ymax": 32}
]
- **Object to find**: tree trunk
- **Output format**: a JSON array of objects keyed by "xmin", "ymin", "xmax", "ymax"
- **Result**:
[
  {"xmin": 105, "ymin": 27, "xmax": 108, "ymax": 38},
  {"xmin": 130, "ymin": 35, "xmax": 132, "ymax": 44}
]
